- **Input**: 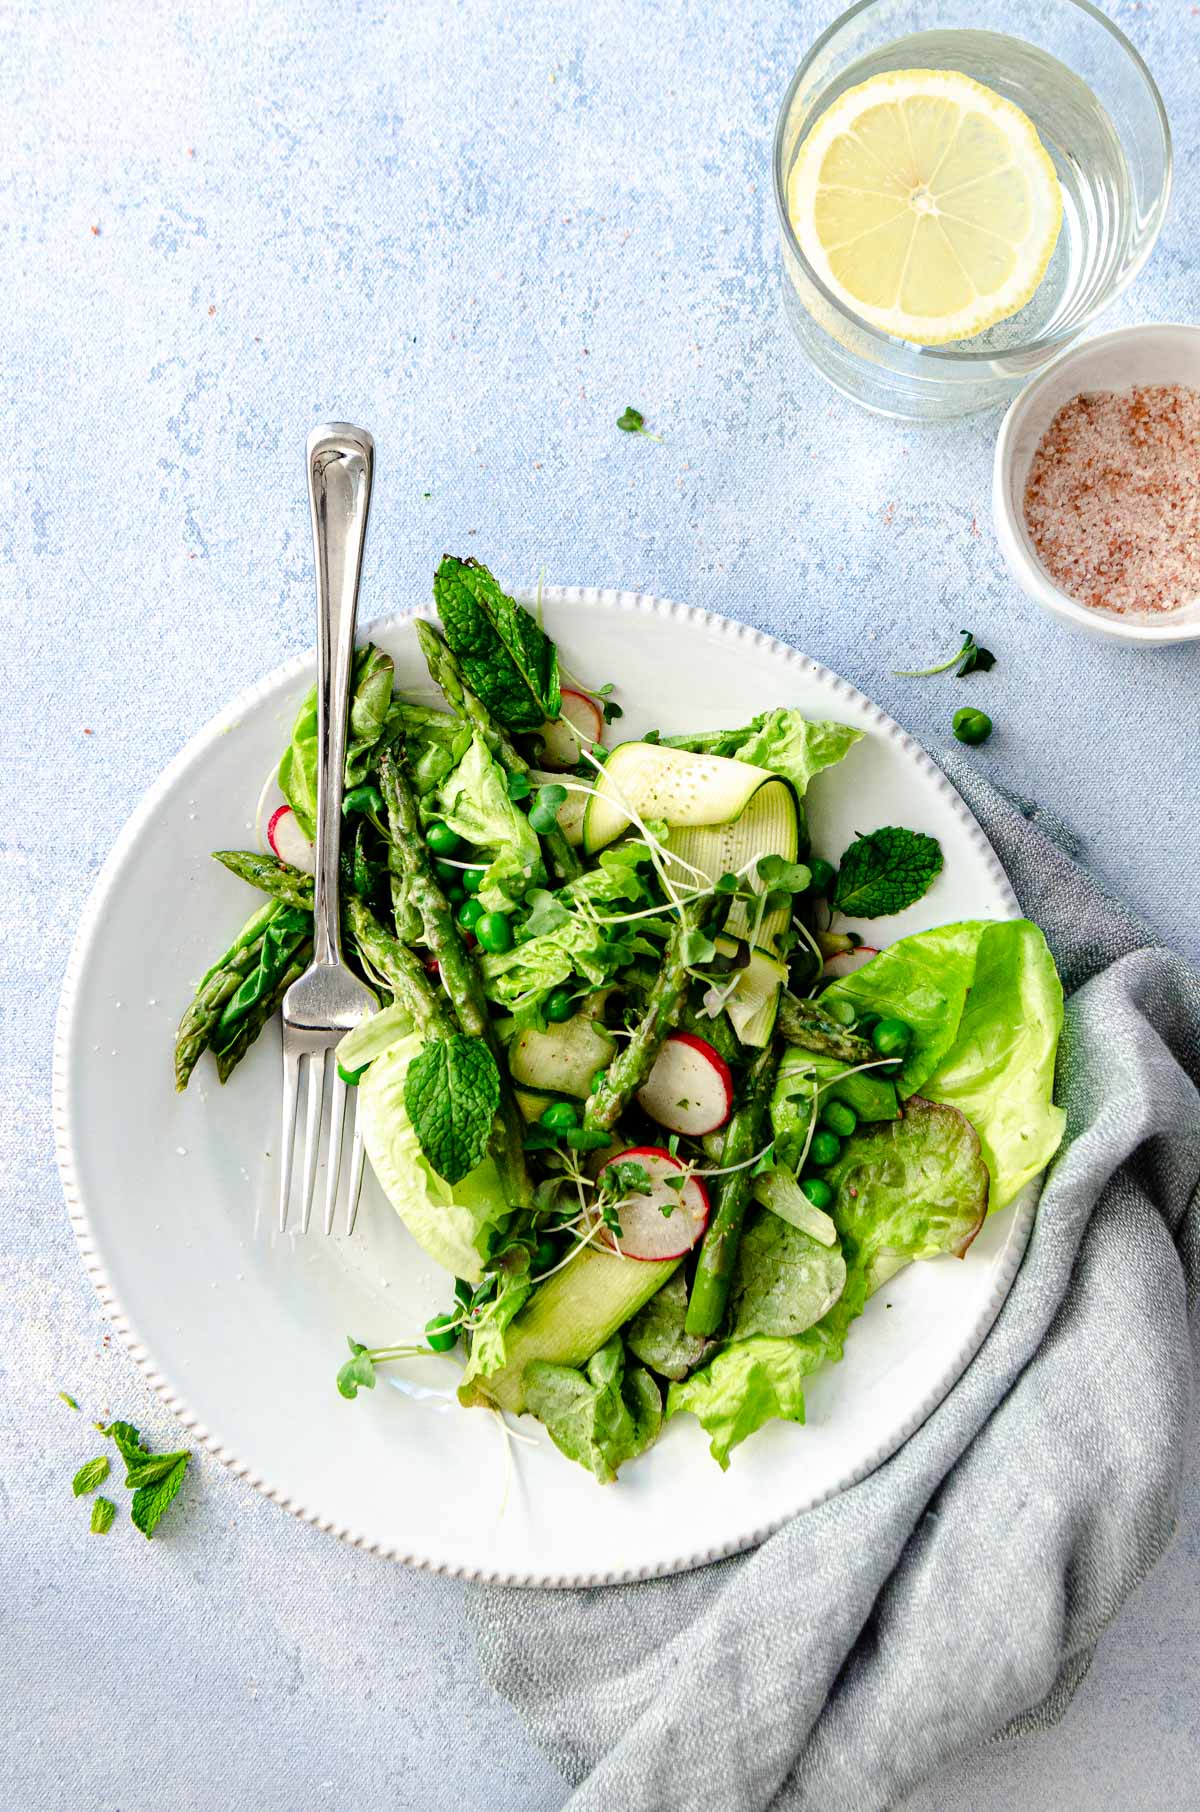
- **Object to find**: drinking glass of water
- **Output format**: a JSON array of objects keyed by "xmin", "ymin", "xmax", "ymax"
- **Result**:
[{"xmin": 773, "ymin": 0, "xmax": 1171, "ymax": 419}]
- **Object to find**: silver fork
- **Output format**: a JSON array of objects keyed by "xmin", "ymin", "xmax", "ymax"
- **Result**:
[{"xmin": 278, "ymin": 423, "xmax": 378, "ymax": 1235}]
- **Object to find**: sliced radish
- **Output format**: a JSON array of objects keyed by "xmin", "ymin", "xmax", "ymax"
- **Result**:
[
  {"xmin": 537, "ymin": 689, "xmax": 604, "ymax": 770},
  {"xmin": 267, "ymin": 805, "xmax": 316, "ymax": 874},
  {"xmin": 823, "ymin": 946, "xmax": 879, "ymax": 980},
  {"xmin": 635, "ymin": 1032, "xmax": 733, "ymax": 1136},
  {"xmin": 255, "ymin": 769, "xmax": 315, "ymax": 875},
  {"xmin": 594, "ymin": 1147, "xmax": 710, "ymax": 1261}
]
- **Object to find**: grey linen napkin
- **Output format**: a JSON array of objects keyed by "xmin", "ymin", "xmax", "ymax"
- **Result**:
[{"xmin": 465, "ymin": 760, "xmax": 1200, "ymax": 1812}]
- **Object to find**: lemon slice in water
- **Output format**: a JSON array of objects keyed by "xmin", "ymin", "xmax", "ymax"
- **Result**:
[{"xmin": 789, "ymin": 69, "xmax": 1062, "ymax": 346}]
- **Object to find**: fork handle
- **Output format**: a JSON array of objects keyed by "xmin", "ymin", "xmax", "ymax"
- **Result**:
[{"xmin": 306, "ymin": 422, "xmax": 375, "ymax": 967}]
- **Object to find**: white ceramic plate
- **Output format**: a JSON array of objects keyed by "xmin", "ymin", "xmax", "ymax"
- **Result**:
[{"xmin": 54, "ymin": 589, "xmax": 1033, "ymax": 1585}]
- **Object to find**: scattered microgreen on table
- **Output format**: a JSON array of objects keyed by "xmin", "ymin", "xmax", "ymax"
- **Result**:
[
  {"xmin": 894, "ymin": 628, "xmax": 996, "ymax": 678},
  {"xmin": 616, "ymin": 405, "xmax": 662, "ymax": 442}
]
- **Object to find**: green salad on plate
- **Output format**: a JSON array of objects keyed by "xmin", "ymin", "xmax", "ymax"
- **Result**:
[{"xmin": 175, "ymin": 557, "xmax": 1064, "ymax": 1480}]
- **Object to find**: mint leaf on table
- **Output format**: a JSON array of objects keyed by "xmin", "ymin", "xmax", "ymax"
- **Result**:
[
  {"xmin": 90, "ymin": 1496, "xmax": 117, "ymax": 1534},
  {"xmin": 130, "ymin": 1452, "xmax": 190, "ymax": 1540},
  {"xmin": 58, "ymin": 1391, "xmax": 79, "ymax": 1410},
  {"xmin": 404, "ymin": 1033, "xmax": 501, "ymax": 1184},
  {"xmin": 124, "ymin": 1452, "xmax": 190, "ymax": 1489},
  {"xmin": 72, "ymin": 1455, "xmax": 110, "ymax": 1496},
  {"xmin": 100, "ymin": 1420, "xmax": 149, "ymax": 1465},
  {"xmin": 433, "ymin": 555, "xmax": 561, "ymax": 732},
  {"xmin": 832, "ymin": 827, "xmax": 942, "ymax": 919}
]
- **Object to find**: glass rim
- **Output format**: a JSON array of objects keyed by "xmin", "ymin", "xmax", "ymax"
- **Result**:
[{"xmin": 772, "ymin": 0, "xmax": 1173, "ymax": 367}]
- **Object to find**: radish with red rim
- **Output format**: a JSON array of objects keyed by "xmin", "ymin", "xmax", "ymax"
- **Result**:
[
  {"xmin": 537, "ymin": 689, "xmax": 604, "ymax": 769},
  {"xmin": 635, "ymin": 1031, "xmax": 733, "ymax": 1136},
  {"xmin": 255, "ymin": 770, "xmax": 315, "ymax": 875},
  {"xmin": 594, "ymin": 1147, "xmax": 710, "ymax": 1261}
]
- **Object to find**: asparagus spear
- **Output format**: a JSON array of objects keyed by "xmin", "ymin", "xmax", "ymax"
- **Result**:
[
  {"xmin": 378, "ymin": 745, "xmax": 532, "ymax": 1211},
  {"xmin": 344, "ymin": 896, "xmax": 455, "ymax": 1036},
  {"xmin": 213, "ymin": 849, "xmax": 314, "ymax": 911},
  {"xmin": 213, "ymin": 944, "xmax": 312, "ymax": 1084},
  {"xmin": 685, "ymin": 1041, "xmax": 778, "ymax": 1337},
  {"xmin": 584, "ymin": 899, "xmax": 716, "ymax": 1133},
  {"xmin": 777, "ymin": 992, "xmax": 875, "ymax": 1065},
  {"xmin": 414, "ymin": 619, "xmax": 582, "ymax": 884},
  {"xmin": 196, "ymin": 897, "xmax": 281, "ymax": 991},
  {"xmin": 175, "ymin": 939, "xmax": 266, "ymax": 1091}
]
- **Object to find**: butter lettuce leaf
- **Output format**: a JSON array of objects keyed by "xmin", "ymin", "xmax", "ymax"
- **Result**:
[
  {"xmin": 357, "ymin": 1030, "xmax": 506, "ymax": 1282},
  {"xmin": 626, "ymin": 1271, "xmax": 714, "ymax": 1381},
  {"xmin": 480, "ymin": 840, "xmax": 659, "ymax": 1006},
  {"xmin": 667, "ymin": 1270, "xmax": 867, "ymax": 1469},
  {"xmin": 524, "ymin": 1337, "xmax": 662, "ymax": 1483},
  {"xmin": 825, "ymin": 1096, "xmax": 990, "ymax": 1293},
  {"xmin": 727, "ymin": 1211, "xmax": 846, "ymax": 1339},
  {"xmin": 823, "ymin": 918, "xmax": 1065, "ymax": 1209},
  {"xmin": 921, "ymin": 919, "xmax": 1065, "ymax": 1209},
  {"xmin": 726, "ymin": 708, "xmax": 863, "ymax": 796},
  {"xmin": 437, "ymin": 732, "xmax": 544, "ymax": 910}
]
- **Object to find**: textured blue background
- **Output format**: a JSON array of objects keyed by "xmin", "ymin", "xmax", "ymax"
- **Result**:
[{"xmin": 2, "ymin": 0, "xmax": 1197, "ymax": 1807}]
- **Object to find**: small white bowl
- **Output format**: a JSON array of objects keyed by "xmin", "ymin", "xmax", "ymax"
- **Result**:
[{"xmin": 993, "ymin": 323, "xmax": 1200, "ymax": 645}]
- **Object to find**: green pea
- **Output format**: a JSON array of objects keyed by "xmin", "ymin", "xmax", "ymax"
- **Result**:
[
  {"xmin": 540, "ymin": 1100, "xmax": 579, "ymax": 1132},
  {"xmin": 424, "ymin": 1313, "xmax": 459, "ymax": 1353},
  {"xmin": 446, "ymin": 884, "xmax": 466, "ymax": 905},
  {"xmin": 545, "ymin": 987, "xmax": 575, "ymax": 1023},
  {"xmin": 808, "ymin": 1129, "xmax": 843, "ymax": 1168},
  {"xmin": 809, "ymin": 857, "xmax": 835, "ymax": 896},
  {"xmin": 953, "ymin": 707, "xmax": 993, "ymax": 746},
  {"xmin": 823, "ymin": 997, "xmax": 858, "ymax": 1028},
  {"xmin": 457, "ymin": 897, "xmax": 485, "ymax": 931},
  {"xmin": 819, "ymin": 1099, "xmax": 857, "ymax": 1139},
  {"xmin": 462, "ymin": 866, "xmax": 484, "ymax": 895},
  {"xmin": 426, "ymin": 820, "xmax": 462, "ymax": 857},
  {"xmin": 800, "ymin": 1176, "xmax": 834, "ymax": 1210},
  {"xmin": 872, "ymin": 1017, "xmax": 912, "ymax": 1059},
  {"xmin": 474, "ymin": 911, "xmax": 513, "ymax": 953},
  {"xmin": 588, "ymin": 1066, "xmax": 610, "ymax": 1097},
  {"xmin": 434, "ymin": 858, "xmax": 459, "ymax": 884}
]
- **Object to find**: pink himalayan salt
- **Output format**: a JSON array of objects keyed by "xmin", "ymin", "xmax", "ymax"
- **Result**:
[{"xmin": 1022, "ymin": 384, "xmax": 1200, "ymax": 615}]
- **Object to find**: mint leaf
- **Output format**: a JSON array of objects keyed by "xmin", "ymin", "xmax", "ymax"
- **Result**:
[
  {"xmin": 90, "ymin": 1496, "xmax": 116, "ymax": 1534},
  {"xmin": 404, "ymin": 1033, "xmax": 501, "ymax": 1184},
  {"xmin": 101, "ymin": 1420, "xmax": 148, "ymax": 1465},
  {"xmin": 337, "ymin": 1338, "xmax": 376, "ymax": 1400},
  {"xmin": 434, "ymin": 556, "xmax": 560, "ymax": 732},
  {"xmin": 832, "ymin": 827, "xmax": 942, "ymax": 919},
  {"xmin": 124, "ymin": 1452, "xmax": 190, "ymax": 1489},
  {"xmin": 131, "ymin": 1452, "xmax": 190, "ymax": 1539},
  {"xmin": 72, "ymin": 1455, "xmax": 110, "ymax": 1496},
  {"xmin": 58, "ymin": 1391, "xmax": 79, "ymax": 1410}
]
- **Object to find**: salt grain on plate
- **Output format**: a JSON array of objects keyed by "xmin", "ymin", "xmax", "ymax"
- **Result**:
[{"xmin": 1023, "ymin": 384, "xmax": 1200, "ymax": 615}]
